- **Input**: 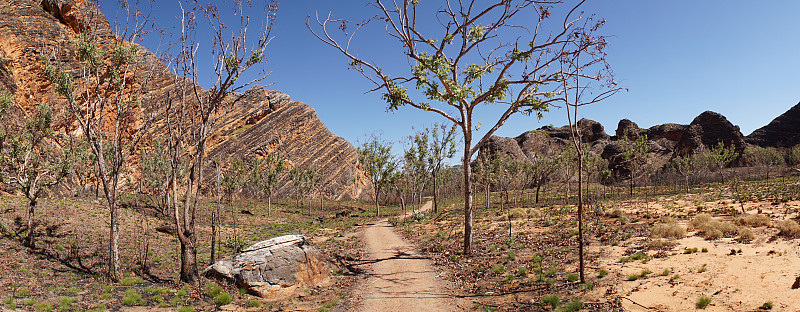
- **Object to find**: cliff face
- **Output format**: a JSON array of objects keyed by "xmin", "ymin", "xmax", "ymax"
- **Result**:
[{"xmin": 0, "ymin": 0, "xmax": 368, "ymax": 200}]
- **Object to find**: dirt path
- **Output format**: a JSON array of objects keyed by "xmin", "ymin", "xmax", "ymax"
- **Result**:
[{"xmin": 352, "ymin": 201, "xmax": 461, "ymax": 311}]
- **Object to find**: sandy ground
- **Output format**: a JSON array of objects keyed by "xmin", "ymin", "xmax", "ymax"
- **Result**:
[
  {"xmin": 588, "ymin": 201, "xmax": 800, "ymax": 312},
  {"xmin": 352, "ymin": 201, "xmax": 463, "ymax": 312}
]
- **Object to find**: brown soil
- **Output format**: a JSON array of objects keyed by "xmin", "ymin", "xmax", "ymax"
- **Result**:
[{"xmin": 350, "ymin": 201, "xmax": 464, "ymax": 311}]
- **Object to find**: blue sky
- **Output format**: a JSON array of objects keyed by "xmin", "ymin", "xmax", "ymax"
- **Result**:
[{"xmin": 97, "ymin": 1, "xmax": 800, "ymax": 157}]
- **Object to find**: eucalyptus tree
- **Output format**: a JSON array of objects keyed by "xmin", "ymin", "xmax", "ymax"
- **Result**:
[
  {"xmin": 671, "ymin": 154, "xmax": 697, "ymax": 193},
  {"xmin": 259, "ymin": 152, "xmax": 285, "ymax": 216},
  {"xmin": 309, "ymin": 0, "xmax": 616, "ymax": 254},
  {"xmin": 621, "ymin": 133, "xmax": 650, "ymax": 196},
  {"xmin": 358, "ymin": 135, "xmax": 396, "ymax": 216},
  {"xmin": 162, "ymin": 0, "xmax": 278, "ymax": 283},
  {"xmin": 707, "ymin": 141, "xmax": 738, "ymax": 183},
  {"xmin": 406, "ymin": 132, "xmax": 430, "ymax": 211},
  {"xmin": 426, "ymin": 123, "xmax": 457, "ymax": 213},
  {"xmin": 0, "ymin": 94, "xmax": 72, "ymax": 249},
  {"xmin": 43, "ymin": 26, "xmax": 159, "ymax": 281}
]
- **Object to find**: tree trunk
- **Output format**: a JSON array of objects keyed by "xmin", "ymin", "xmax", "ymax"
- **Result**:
[
  {"xmin": 210, "ymin": 210, "xmax": 217, "ymax": 265},
  {"xmin": 535, "ymin": 184, "xmax": 541, "ymax": 204},
  {"xmin": 267, "ymin": 193, "xmax": 272, "ymax": 217},
  {"xmin": 463, "ymin": 145, "xmax": 474, "ymax": 255},
  {"xmin": 375, "ymin": 185, "xmax": 381, "ymax": 216},
  {"xmin": 25, "ymin": 199, "xmax": 36, "ymax": 248},
  {"xmin": 433, "ymin": 169, "xmax": 439, "ymax": 214},
  {"xmin": 109, "ymin": 196, "xmax": 120, "ymax": 281},
  {"xmin": 486, "ymin": 185, "xmax": 490, "ymax": 210}
]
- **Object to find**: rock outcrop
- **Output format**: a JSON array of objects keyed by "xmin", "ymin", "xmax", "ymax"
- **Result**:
[
  {"xmin": 673, "ymin": 111, "xmax": 745, "ymax": 157},
  {"xmin": 746, "ymin": 101, "xmax": 800, "ymax": 148},
  {"xmin": 0, "ymin": 0, "xmax": 369, "ymax": 200},
  {"xmin": 203, "ymin": 235, "xmax": 328, "ymax": 299}
]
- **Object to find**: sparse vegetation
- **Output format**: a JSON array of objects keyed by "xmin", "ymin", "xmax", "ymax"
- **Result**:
[{"xmin": 696, "ymin": 296, "xmax": 712, "ymax": 309}]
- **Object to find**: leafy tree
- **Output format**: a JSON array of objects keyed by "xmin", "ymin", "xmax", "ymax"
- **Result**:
[
  {"xmin": 707, "ymin": 141, "xmax": 738, "ymax": 183},
  {"xmin": 671, "ymin": 154, "xmax": 697, "ymax": 193},
  {"xmin": 256, "ymin": 152, "xmax": 285, "ymax": 216},
  {"xmin": 473, "ymin": 150, "xmax": 500, "ymax": 210},
  {"xmin": 620, "ymin": 133, "xmax": 650, "ymax": 195},
  {"xmin": 788, "ymin": 145, "xmax": 800, "ymax": 167},
  {"xmin": 528, "ymin": 152, "xmax": 559, "ymax": 204},
  {"xmin": 406, "ymin": 132, "xmax": 430, "ymax": 211},
  {"xmin": 222, "ymin": 159, "xmax": 248, "ymax": 202},
  {"xmin": 43, "ymin": 30, "xmax": 157, "ymax": 281},
  {"xmin": 426, "ymin": 123, "xmax": 457, "ymax": 213},
  {"xmin": 0, "ymin": 95, "xmax": 71, "ymax": 248},
  {"xmin": 163, "ymin": 0, "xmax": 278, "ymax": 283},
  {"xmin": 358, "ymin": 135, "xmax": 395, "ymax": 216},
  {"xmin": 310, "ymin": 0, "xmax": 618, "ymax": 254}
]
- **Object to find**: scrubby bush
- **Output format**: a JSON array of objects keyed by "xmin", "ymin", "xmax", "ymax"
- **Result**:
[
  {"xmin": 647, "ymin": 239, "xmax": 677, "ymax": 250},
  {"xmin": 697, "ymin": 220, "xmax": 737, "ymax": 240},
  {"xmin": 736, "ymin": 214, "xmax": 771, "ymax": 227},
  {"xmin": 776, "ymin": 220, "xmax": 800, "ymax": 237},
  {"xmin": 650, "ymin": 222, "xmax": 686, "ymax": 239},
  {"xmin": 696, "ymin": 296, "xmax": 711, "ymax": 309},
  {"xmin": 540, "ymin": 294, "xmax": 559, "ymax": 309}
]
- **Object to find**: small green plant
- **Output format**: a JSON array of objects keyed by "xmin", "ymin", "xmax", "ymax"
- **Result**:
[
  {"xmin": 474, "ymin": 302, "xmax": 499, "ymax": 312},
  {"xmin": 504, "ymin": 274, "xmax": 514, "ymax": 281},
  {"xmin": 626, "ymin": 273, "xmax": 640, "ymax": 281},
  {"xmin": 660, "ymin": 268, "xmax": 672, "ymax": 276},
  {"xmin": 696, "ymin": 296, "xmax": 711, "ymax": 309},
  {"xmin": 540, "ymin": 294, "xmax": 559, "ymax": 309},
  {"xmin": 122, "ymin": 289, "xmax": 145, "ymax": 306},
  {"xmin": 556, "ymin": 300, "xmax": 582, "ymax": 312},
  {"xmin": 331, "ymin": 268, "xmax": 344, "ymax": 276},
  {"xmin": 4, "ymin": 297, "xmax": 16, "ymax": 310},
  {"xmin": 579, "ymin": 281, "xmax": 594, "ymax": 291},
  {"xmin": 517, "ymin": 267, "xmax": 529, "ymax": 276},
  {"xmin": 597, "ymin": 269, "xmax": 608, "ymax": 278},
  {"xmin": 491, "ymin": 264, "xmax": 506, "ymax": 274},
  {"xmin": 206, "ymin": 282, "xmax": 223, "ymax": 297},
  {"xmin": 58, "ymin": 297, "xmax": 74, "ymax": 310},
  {"xmin": 88, "ymin": 303, "xmax": 107, "ymax": 312},
  {"xmin": 177, "ymin": 307, "xmax": 195, "ymax": 312},
  {"xmin": 684, "ymin": 247, "xmax": 698, "ymax": 254},
  {"xmin": 119, "ymin": 277, "xmax": 144, "ymax": 286},
  {"xmin": 35, "ymin": 303, "xmax": 53, "ymax": 312},
  {"xmin": 566, "ymin": 273, "xmax": 579, "ymax": 282},
  {"xmin": 759, "ymin": 301, "xmax": 773, "ymax": 310},
  {"xmin": 697, "ymin": 263, "xmax": 707, "ymax": 273},
  {"xmin": 247, "ymin": 298, "xmax": 262, "ymax": 307},
  {"xmin": 214, "ymin": 292, "xmax": 232, "ymax": 306}
]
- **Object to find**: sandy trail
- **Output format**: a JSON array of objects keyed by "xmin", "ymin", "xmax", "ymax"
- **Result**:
[{"xmin": 353, "ymin": 201, "xmax": 460, "ymax": 312}]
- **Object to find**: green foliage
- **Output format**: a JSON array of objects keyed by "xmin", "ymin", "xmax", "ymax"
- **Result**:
[
  {"xmin": 247, "ymin": 298, "xmax": 261, "ymax": 307},
  {"xmin": 540, "ymin": 294, "xmax": 559, "ymax": 309},
  {"xmin": 760, "ymin": 301, "xmax": 773, "ymax": 310},
  {"xmin": 490, "ymin": 264, "xmax": 506, "ymax": 274},
  {"xmin": 35, "ymin": 303, "xmax": 52, "ymax": 311},
  {"xmin": 206, "ymin": 282, "xmax": 223, "ymax": 297},
  {"xmin": 214, "ymin": 292, "xmax": 232, "ymax": 306},
  {"xmin": 358, "ymin": 135, "xmax": 395, "ymax": 214},
  {"xmin": 566, "ymin": 273, "xmax": 579, "ymax": 282},
  {"xmin": 696, "ymin": 296, "xmax": 711, "ymax": 309},
  {"xmin": 177, "ymin": 306, "xmax": 195, "ymax": 312},
  {"xmin": 556, "ymin": 300, "xmax": 583, "ymax": 312},
  {"xmin": 122, "ymin": 289, "xmax": 145, "ymax": 306},
  {"xmin": 119, "ymin": 277, "xmax": 145, "ymax": 286},
  {"xmin": 75, "ymin": 33, "xmax": 104, "ymax": 68},
  {"xmin": 597, "ymin": 268, "xmax": 608, "ymax": 278}
]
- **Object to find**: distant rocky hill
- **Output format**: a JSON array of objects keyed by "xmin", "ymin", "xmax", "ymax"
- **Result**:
[
  {"xmin": 480, "ymin": 107, "xmax": 774, "ymax": 178},
  {"xmin": 746, "ymin": 102, "xmax": 800, "ymax": 148},
  {"xmin": 0, "ymin": 0, "xmax": 368, "ymax": 200}
]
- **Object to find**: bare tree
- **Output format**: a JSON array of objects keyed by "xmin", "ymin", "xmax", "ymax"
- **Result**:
[
  {"xmin": 309, "ymin": 0, "xmax": 617, "ymax": 254},
  {"xmin": 165, "ymin": 0, "xmax": 278, "ymax": 283}
]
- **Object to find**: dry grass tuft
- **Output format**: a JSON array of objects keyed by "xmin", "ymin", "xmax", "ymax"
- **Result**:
[
  {"xmin": 736, "ymin": 214, "xmax": 771, "ymax": 227},
  {"xmin": 647, "ymin": 239, "xmax": 677, "ymax": 250},
  {"xmin": 509, "ymin": 208, "xmax": 527, "ymax": 219},
  {"xmin": 650, "ymin": 222, "xmax": 686, "ymax": 239},
  {"xmin": 697, "ymin": 221, "xmax": 737, "ymax": 240},
  {"xmin": 689, "ymin": 213, "xmax": 713, "ymax": 230},
  {"xmin": 606, "ymin": 208, "xmax": 623, "ymax": 218},
  {"xmin": 775, "ymin": 219, "xmax": 800, "ymax": 237},
  {"xmin": 737, "ymin": 227, "xmax": 754, "ymax": 242}
]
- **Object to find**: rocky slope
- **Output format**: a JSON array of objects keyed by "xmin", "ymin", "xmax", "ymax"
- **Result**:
[
  {"xmin": 746, "ymin": 101, "xmax": 800, "ymax": 148},
  {"xmin": 0, "ymin": 0, "xmax": 368, "ymax": 200}
]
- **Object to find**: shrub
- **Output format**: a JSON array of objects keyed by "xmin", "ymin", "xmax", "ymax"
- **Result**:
[
  {"xmin": 247, "ymin": 298, "xmax": 261, "ymax": 307},
  {"xmin": 206, "ymin": 282, "xmax": 222, "ymax": 297},
  {"xmin": 698, "ymin": 220, "xmax": 737, "ymax": 240},
  {"xmin": 540, "ymin": 294, "xmax": 559, "ymax": 309},
  {"xmin": 650, "ymin": 222, "xmax": 685, "ymax": 239},
  {"xmin": 597, "ymin": 269, "xmax": 608, "ymax": 278},
  {"xmin": 177, "ymin": 307, "xmax": 195, "ymax": 312},
  {"xmin": 759, "ymin": 301, "xmax": 773, "ymax": 310},
  {"xmin": 737, "ymin": 214, "xmax": 771, "ymax": 227},
  {"xmin": 606, "ymin": 208, "xmax": 623, "ymax": 218},
  {"xmin": 776, "ymin": 220, "xmax": 800, "ymax": 237},
  {"xmin": 35, "ymin": 303, "xmax": 52, "ymax": 312},
  {"xmin": 696, "ymin": 296, "xmax": 711, "ymax": 309},
  {"xmin": 122, "ymin": 289, "xmax": 145, "ymax": 306}
]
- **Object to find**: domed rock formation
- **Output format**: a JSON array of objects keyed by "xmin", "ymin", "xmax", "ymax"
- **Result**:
[
  {"xmin": 673, "ymin": 111, "xmax": 746, "ymax": 157},
  {"xmin": 746, "ymin": 101, "xmax": 800, "ymax": 148},
  {"xmin": 616, "ymin": 119, "xmax": 641, "ymax": 140}
]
